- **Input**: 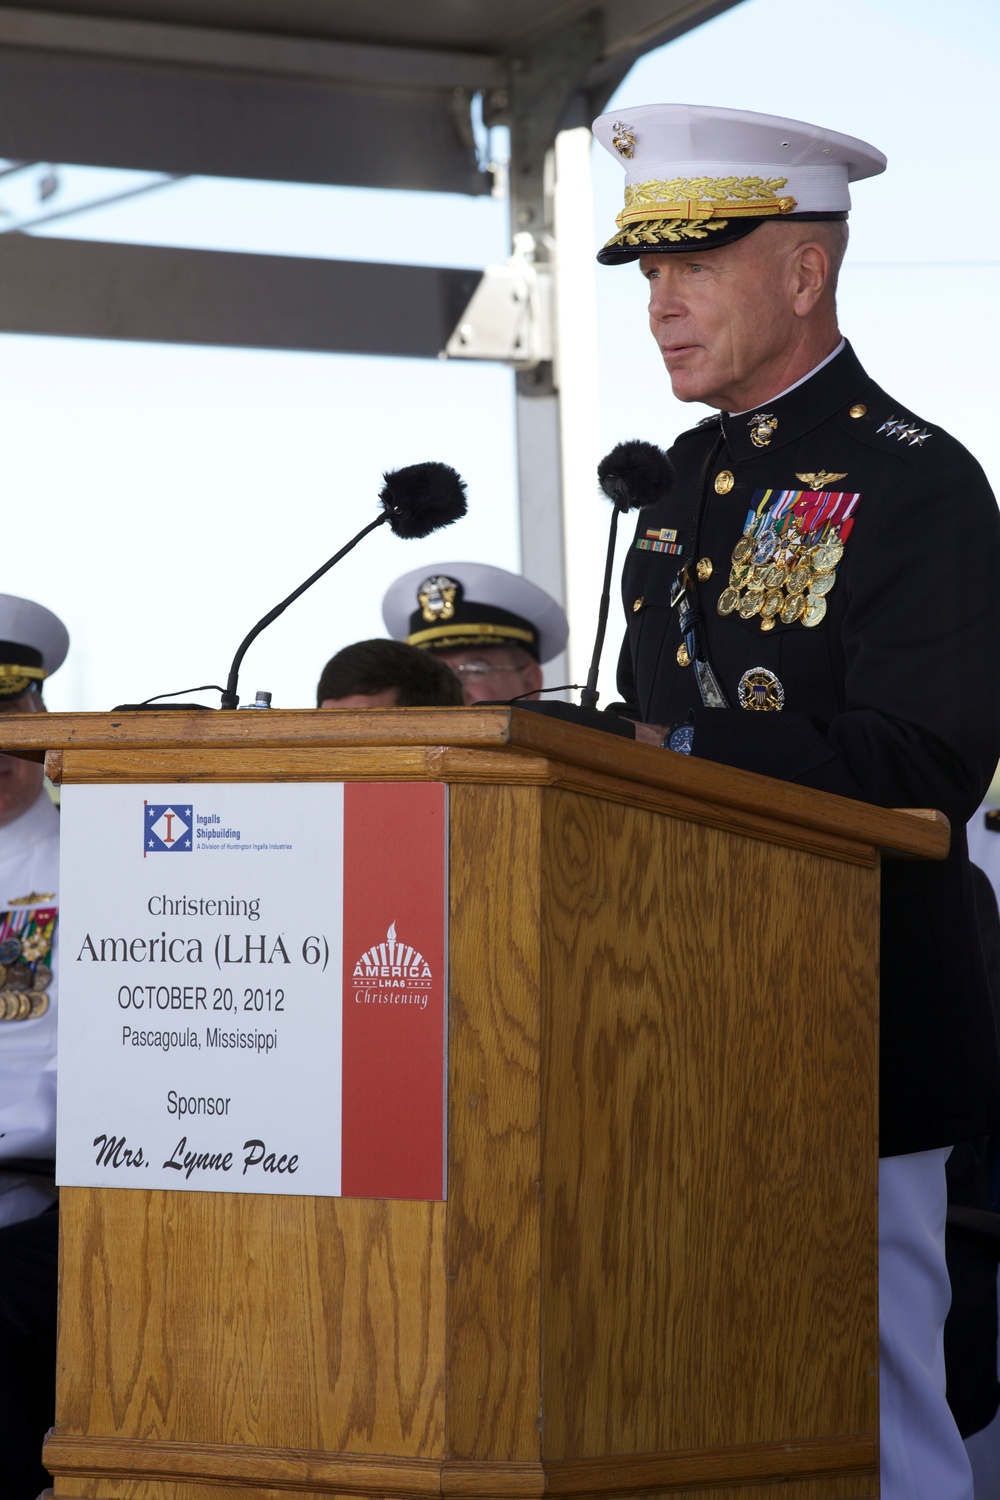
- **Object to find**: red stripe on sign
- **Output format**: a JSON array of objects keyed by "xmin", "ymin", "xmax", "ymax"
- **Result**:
[{"xmin": 341, "ymin": 782, "xmax": 447, "ymax": 1200}]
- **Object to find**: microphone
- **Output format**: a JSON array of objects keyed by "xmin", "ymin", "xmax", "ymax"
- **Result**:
[
  {"xmin": 580, "ymin": 441, "xmax": 674, "ymax": 710},
  {"xmin": 220, "ymin": 462, "xmax": 467, "ymax": 709}
]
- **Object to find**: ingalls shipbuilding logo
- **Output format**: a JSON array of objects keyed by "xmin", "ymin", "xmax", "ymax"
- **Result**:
[
  {"xmin": 144, "ymin": 802, "xmax": 193, "ymax": 854},
  {"xmin": 351, "ymin": 922, "xmax": 433, "ymax": 1011}
]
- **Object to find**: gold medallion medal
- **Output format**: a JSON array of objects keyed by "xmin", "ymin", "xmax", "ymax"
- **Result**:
[
  {"xmin": 786, "ymin": 565, "xmax": 811, "ymax": 594},
  {"xmin": 28, "ymin": 991, "xmax": 50, "ymax": 1019},
  {"xmin": 729, "ymin": 565, "xmax": 749, "ymax": 588},
  {"xmin": 763, "ymin": 564, "xmax": 786, "ymax": 589},
  {"xmin": 780, "ymin": 593, "xmax": 806, "ymax": 625},
  {"xmin": 1, "ymin": 990, "xmax": 30, "ymax": 1020},
  {"xmin": 738, "ymin": 591, "xmax": 763, "ymax": 619},
  {"xmin": 760, "ymin": 617, "xmax": 776, "ymax": 632},
  {"xmin": 7, "ymin": 963, "xmax": 31, "ymax": 992},
  {"xmin": 760, "ymin": 590, "xmax": 783, "ymax": 619},
  {"xmin": 745, "ymin": 565, "xmax": 767, "ymax": 592},
  {"xmin": 731, "ymin": 536, "xmax": 754, "ymax": 565},
  {"xmin": 809, "ymin": 572, "xmax": 836, "ymax": 598},
  {"xmin": 812, "ymin": 541, "xmax": 844, "ymax": 570},
  {"xmin": 717, "ymin": 588, "xmax": 739, "ymax": 616},
  {"xmin": 803, "ymin": 596, "xmax": 828, "ymax": 628}
]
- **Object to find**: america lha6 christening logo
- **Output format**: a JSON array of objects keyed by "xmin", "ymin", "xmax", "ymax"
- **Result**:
[{"xmin": 351, "ymin": 921, "xmax": 433, "ymax": 1011}]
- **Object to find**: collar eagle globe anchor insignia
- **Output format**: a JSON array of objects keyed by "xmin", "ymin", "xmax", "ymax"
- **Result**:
[
  {"xmin": 417, "ymin": 575, "xmax": 458, "ymax": 624},
  {"xmin": 738, "ymin": 667, "xmax": 785, "ymax": 712},
  {"xmin": 748, "ymin": 412, "xmax": 778, "ymax": 448}
]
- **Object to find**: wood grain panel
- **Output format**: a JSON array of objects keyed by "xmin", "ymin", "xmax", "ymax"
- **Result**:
[
  {"xmin": 2, "ymin": 708, "xmax": 947, "ymax": 860},
  {"xmin": 44, "ymin": 1435, "xmax": 444, "ymax": 1488},
  {"xmin": 538, "ymin": 792, "xmax": 879, "ymax": 1459},
  {"xmin": 48, "ymin": 1484, "xmax": 873, "ymax": 1500},
  {"xmin": 55, "ymin": 1188, "xmax": 446, "ymax": 1456},
  {"xmin": 55, "ymin": 742, "xmax": 899, "ymax": 871},
  {"xmin": 1, "ymin": 707, "xmax": 513, "ymax": 754},
  {"xmin": 54, "ymin": 747, "xmax": 451, "ymax": 784},
  {"xmin": 48, "ymin": 1482, "xmax": 874, "ymax": 1500},
  {"xmin": 45, "ymin": 1436, "xmax": 874, "ymax": 1498},
  {"xmin": 431, "ymin": 750, "xmax": 878, "ymax": 867},
  {"xmin": 445, "ymin": 784, "xmax": 544, "ymax": 1462}
]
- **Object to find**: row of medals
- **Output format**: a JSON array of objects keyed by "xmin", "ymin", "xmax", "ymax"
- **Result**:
[
  {"xmin": 715, "ymin": 524, "xmax": 844, "ymax": 631},
  {"xmin": 0, "ymin": 936, "xmax": 51, "ymax": 1022}
]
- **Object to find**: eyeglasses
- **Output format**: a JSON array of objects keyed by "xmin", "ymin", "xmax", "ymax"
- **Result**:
[{"xmin": 449, "ymin": 662, "xmax": 525, "ymax": 679}]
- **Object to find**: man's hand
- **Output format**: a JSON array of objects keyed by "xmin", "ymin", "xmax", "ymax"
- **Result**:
[{"xmin": 633, "ymin": 721, "xmax": 669, "ymax": 747}]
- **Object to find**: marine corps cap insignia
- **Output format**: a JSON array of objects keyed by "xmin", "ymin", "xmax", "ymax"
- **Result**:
[
  {"xmin": 611, "ymin": 121, "xmax": 636, "ymax": 158},
  {"xmin": 417, "ymin": 575, "xmax": 459, "ymax": 624}
]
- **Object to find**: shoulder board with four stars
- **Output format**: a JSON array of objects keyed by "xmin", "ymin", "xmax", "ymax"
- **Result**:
[{"xmin": 874, "ymin": 412, "xmax": 933, "ymax": 449}]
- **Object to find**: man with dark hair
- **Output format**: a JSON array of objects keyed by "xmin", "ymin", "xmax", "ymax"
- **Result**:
[
  {"xmin": 0, "ymin": 593, "xmax": 69, "ymax": 1500},
  {"xmin": 316, "ymin": 638, "xmax": 463, "ymax": 708},
  {"xmin": 595, "ymin": 102, "xmax": 1000, "ymax": 1500}
]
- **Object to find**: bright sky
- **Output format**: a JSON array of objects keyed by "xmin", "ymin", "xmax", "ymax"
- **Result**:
[{"xmin": 1, "ymin": 0, "xmax": 997, "ymax": 713}]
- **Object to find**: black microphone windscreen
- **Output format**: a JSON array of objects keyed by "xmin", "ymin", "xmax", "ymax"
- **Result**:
[
  {"xmin": 597, "ymin": 440, "xmax": 674, "ymax": 512},
  {"xmin": 379, "ymin": 462, "xmax": 468, "ymax": 539}
]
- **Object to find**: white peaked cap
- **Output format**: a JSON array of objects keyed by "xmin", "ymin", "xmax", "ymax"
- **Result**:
[
  {"xmin": 0, "ymin": 593, "xmax": 69, "ymax": 695},
  {"xmin": 382, "ymin": 562, "xmax": 569, "ymax": 665},
  {"xmin": 592, "ymin": 103, "xmax": 886, "ymax": 262}
]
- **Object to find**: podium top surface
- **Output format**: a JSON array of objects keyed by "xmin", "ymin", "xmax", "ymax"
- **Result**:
[{"xmin": 0, "ymin": 706, "xmax": 948, "ymax": 864}]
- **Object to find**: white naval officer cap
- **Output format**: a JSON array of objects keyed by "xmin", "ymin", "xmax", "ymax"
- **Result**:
[
  {"xmin": 0, "ymin": 594, "xmax": 69, "ymax": 698},
  {"xmin": 382, "ymin": 562, "xmax": 569, "ymax": 665},
  {"xmin": 592, "ymin": 103, "xmax": 886, "ymax": 263}
]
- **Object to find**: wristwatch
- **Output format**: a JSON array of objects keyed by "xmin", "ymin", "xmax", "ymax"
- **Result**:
[{"xmin": 661, "ymin": 723, "xmax": 695, "ymax": 754}]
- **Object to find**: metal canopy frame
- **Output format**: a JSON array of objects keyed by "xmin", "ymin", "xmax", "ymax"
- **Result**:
[
  {"xmin": 0, "ymin": 0, "xmax": 743, "ymax": 682},
  {"xmin": 0, "ymin": 2, "xmax": 740, "ymax": 193}
]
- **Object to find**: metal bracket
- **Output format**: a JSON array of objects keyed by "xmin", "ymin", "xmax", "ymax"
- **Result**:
[
  {"xmin": 502, "ymin": 11, "xmax": 604, "ymax": 396},
  {"xmin": 442, "ymin": 232, "xmax": 553, "ymax": 369}
]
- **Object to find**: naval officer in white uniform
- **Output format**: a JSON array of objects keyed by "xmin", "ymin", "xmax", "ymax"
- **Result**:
[{"xmin": 0, "ymin": 594, "xmax": 69, "ymax": 1499}]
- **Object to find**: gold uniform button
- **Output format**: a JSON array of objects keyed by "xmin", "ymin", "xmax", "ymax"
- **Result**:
[
  {"xmin": 632, "ymin": 597, "xmax": 644, "ymax": 613},
  {"xmin": 714, "ymin": 469, "xmax": 735, "ymax": 494},
  {"xmin": 696, "ymin": 557, "xmax": 713, "ymax": 581},
  {"xmin": 676, "ymin": 642, "xmax": 691, "ymax": 667},
  {"xmin": 849, "ymin": 403, "xmax": 867, "ymax": 419}
]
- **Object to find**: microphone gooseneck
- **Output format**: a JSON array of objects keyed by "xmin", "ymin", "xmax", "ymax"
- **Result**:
[
  {"xmin": 221, "ymin": 462, "xmax": 468, "ymax": 709},
  {"xmin": 581, "ymin": 441, "xmax": 673, "ymax": 710}
]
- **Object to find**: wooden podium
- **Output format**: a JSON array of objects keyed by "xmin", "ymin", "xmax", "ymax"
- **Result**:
[{"xmin": 2, "ymin": 708, "xmax": 949, "ymax": 1500}]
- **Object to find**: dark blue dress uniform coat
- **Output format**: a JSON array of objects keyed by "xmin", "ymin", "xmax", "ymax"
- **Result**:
[{"xmin": 616, "ymin": 342, "xmax": 1000, "ymax": 1157}]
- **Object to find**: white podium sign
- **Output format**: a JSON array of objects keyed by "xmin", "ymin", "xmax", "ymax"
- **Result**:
[
  {"xmin": 57, "ymin": 779, "xmax": 449, "ymax": 1200},
  {"xmin": 57, "ymin": 782, "xmax": 346, "ymax": 1196}
]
